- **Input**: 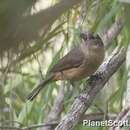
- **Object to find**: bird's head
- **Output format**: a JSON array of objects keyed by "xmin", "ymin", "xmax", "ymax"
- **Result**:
[{"xmin": 80, "ymin": 32, "xmax": 104, "ymax": 52}]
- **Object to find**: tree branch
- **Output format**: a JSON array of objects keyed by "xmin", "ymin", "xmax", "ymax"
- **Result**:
[
  {"xmin": 102, "ymin": 18, "xmax": 124, "ymax": 49},
  {"xmin": 125, "ymin": 44, "xmax": 130, "ymax": 109}
]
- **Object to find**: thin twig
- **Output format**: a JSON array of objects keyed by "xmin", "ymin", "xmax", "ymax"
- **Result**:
[
  {"xmin": 102, "ymin": 18, "xmax": 124, "ymax": 49},
  {"xmin": 0, "ymin": 126, "xmax": 23, "ymax": 130}
]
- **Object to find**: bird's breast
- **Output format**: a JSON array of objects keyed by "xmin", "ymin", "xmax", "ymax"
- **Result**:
[
  {"xmin": 52, "ymin": 48, "xmax": 104, "ymax": 81},
  {"xmin": 52, "ymin": 67, "xmax": 87, "ymax": 81}
]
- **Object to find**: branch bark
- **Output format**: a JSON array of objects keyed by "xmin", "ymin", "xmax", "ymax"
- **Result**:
[
  {"xmin": 102, "ymin": 18, "xmax": 124, "ymax": 49},
  {"xmin": 125, "ymin": 44, "xmax": 130, "ymax": 109}
]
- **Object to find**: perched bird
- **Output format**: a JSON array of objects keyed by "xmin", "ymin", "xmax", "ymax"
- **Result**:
[{"xmin": 27, "ymin": 32, "xmax": 105, "ymax": 100}]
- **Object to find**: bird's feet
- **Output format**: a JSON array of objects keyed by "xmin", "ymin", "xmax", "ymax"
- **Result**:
[{"xmin": 90, "ymin": 72, "xmax": 103, "ymax": 81}]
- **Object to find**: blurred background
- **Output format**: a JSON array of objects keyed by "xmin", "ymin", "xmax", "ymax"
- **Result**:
[{"xmin": 0, "ymin": 0, "xmax": 130, "ymax": 130}]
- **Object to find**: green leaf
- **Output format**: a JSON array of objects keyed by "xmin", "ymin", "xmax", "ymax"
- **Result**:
[
  {"xmin": 97, "ymin": 4, "xmax": 121, "ymax": 32},
  {"xmin": 46, "ymin": 44, "xmax": 64, "ymax": 74},
  {"xmin": 17, "ymin": 101, "xmax": 33, "ymax": 123},
  {"xmin": 123, "ymin": 4, "xmax": 130, "ymax": 40}
]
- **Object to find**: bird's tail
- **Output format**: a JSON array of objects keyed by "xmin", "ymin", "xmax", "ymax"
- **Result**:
[{"xmin": 27, "ymin": 75, "xmax": 53, "ymax": 101}]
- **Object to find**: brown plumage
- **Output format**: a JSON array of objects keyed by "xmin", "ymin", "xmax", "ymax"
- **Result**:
[{"xmin": 27, "ymin": 32, "xmax": 105, "ymax": 100}]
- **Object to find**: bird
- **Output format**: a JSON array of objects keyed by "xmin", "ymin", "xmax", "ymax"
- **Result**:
[{"xmin": 27, "ymin": 32, "xmax": 105, "ymax": 101}]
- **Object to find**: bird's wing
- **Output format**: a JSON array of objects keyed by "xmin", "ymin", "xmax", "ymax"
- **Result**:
[{"xmin": 50, "ymin": 47, "xmax": 85, "ymax": 73}]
